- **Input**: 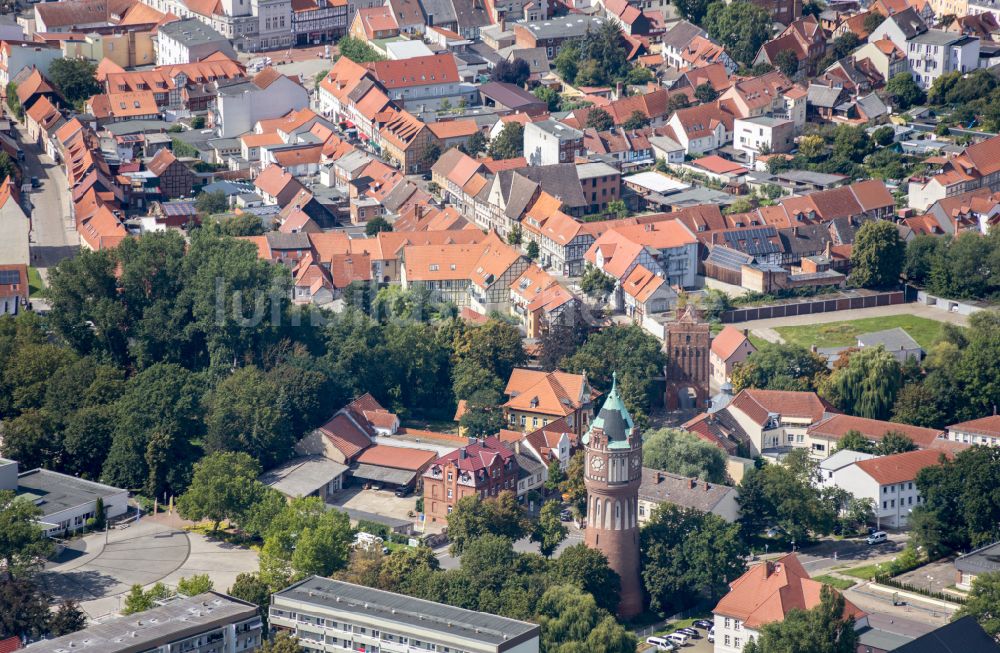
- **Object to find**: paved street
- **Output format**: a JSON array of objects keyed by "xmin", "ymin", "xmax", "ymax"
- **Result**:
[
  {"xmin": 37, "ymin": 514, "xmax": 259, "ymax": 620},
  {"xmin": 795, "ymin": 534, "xmax": 910, "ymax": 575},
  {"xmin": 18, "ymin": 125, "xmax": 78, "ymax": 275}
]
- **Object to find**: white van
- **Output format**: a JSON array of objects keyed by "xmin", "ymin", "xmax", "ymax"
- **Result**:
[
  {"xmin": 645, "ymin": 636, "xmax": 676, "ymax": 651},
  {"xmin": 667, "ymin": 633, "xmax": 690, "ymax": 647},
  {"xmin": 866, "ymin": 531, "xmax": 888, "ymax": 545}
]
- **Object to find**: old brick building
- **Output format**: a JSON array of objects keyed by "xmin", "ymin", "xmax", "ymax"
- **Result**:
[
  {"xmin": 422, "ymin": 437, "xmax": 518, "ymax": 523},
  {"xmin": 583, "ymin": 375, "xmax": 644, "ymax": 619},
  {"xmin": 147, "ymin": 148, "xmax": 199, "ymax": 199},
  {"xmin": 664, "ymin": 305, "xmax": 710, "ymax": 410}
]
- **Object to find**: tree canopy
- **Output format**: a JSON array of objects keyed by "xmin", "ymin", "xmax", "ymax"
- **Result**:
[
  {"xmin": 732, "ymin": 342, "xmax": 829, "ymax": 393},
  {"xmin": 642, "ymin": 428, "xmax": 728, "ymax": 483},
  {"xmin": 704, "ymin": 1, "xmax": 773, "ymax": 65},
  {"xmin": 48, "ymin": 58, "xmax": 101, "ymax": 107},
  {"xmin": 849, "ymin": 220, "xmax": 905, "ymax": 290}
]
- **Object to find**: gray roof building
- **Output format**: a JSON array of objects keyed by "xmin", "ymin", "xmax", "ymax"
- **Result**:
[
  {"xmin": 661, "ymin": 19, "xmax": 706, "ymax": 51},
  {"xmin": 858, "ymin": 327, "xmax": 922, "ymax": 355},
  {"xmin": 955, "ymin": 540, "xmax": 1000, "ymax": 577},
  {"xmin": 638, "ymin": 468, "xmax": 740, "ymax": 522},
  {"xmin": 22, "ymin": 592, "xmax": 261, "ymax": 652},
  {"xmin": 517, "ymin": 15, "xmax": 604, "ymax": 40},
  {"xmin": 260, "ymin": 455, "xmax": 349, "ymax": 498},
  {"xmin": 271, "ymin": 577, "xmax": 540, "ymax": 653}
]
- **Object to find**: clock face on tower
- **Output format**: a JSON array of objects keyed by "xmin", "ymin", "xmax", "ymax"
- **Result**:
[{"xmin": 590, "ymin": 455, "xmax": 605, "ymax": 471}]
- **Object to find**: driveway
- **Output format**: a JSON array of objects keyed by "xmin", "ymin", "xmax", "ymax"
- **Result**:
[
  {"xmin": 796, "ymin": 534, "xmax": 910, "ymax": 575},
  {"xmin": 37, "ymin": 515, "xmax": 259, "ymax": 619},
  {"xmin": 18, "ymin": 125, "xmax": 77, "ymax": 275}
]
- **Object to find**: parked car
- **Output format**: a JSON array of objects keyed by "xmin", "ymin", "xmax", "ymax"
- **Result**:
[
  {"xmin": 693, "ymin": 620, "xmax": 713, "ymax": 630},
  {"xmin": 394, "ymin": 486, "xmax": 412, "ymax": 497},
  {"xmin": 667, "ymin": 632, "xmax": 690, "ymax": 647},
  {"xmin": 707, "ymin": 628, "xmax": 715, "ymax": 644},
  {"xmin": 30, "ymin": 176, "xmax": 39, "ymax": 188},
  {"xmin": 676, "ymin": 627, "xmax": 699, "ymax": 639},
  {"xmin": 866, "ymin": 531, "xmax": 888, "ymax": 545},
  {"xmin": 560, "ymin": 509, "xmax": 573, "ymax": 522},
  {"xmin": 645, "ymin": 637, "xmax": 676, "ymax": 651}
]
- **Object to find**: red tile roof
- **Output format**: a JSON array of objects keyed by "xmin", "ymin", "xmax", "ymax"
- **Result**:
[
  {"xmin": 368, "ymin": 54, "xmax": 458, "ymax": 90},
  {"xmin": 318, "ymin": 413, "xmax": 372, "ymax": 460},
  {"xmin": 731, "ymin": 389, "xmax": 833, "ymax": 426},
  {"xmin": 714, "ymin": 554, "xmax": 865, "ymax": 629},
  {"xmin": 807, "ymin": 414, "xmax": 942, "ymax": 448},
  {"xmin": 853, "ymin": 449, "xmax": 948, "ymax": 485},
  {"xmin": 426, "ymin": 436, "xmax": 515, "ymax": 474},
  {"xmin": 712, "ymin": 325, "xmax": 753, "ymax": 361},
  {"xmin": 356, "ymin": 445, "xmax": 437, "ymax": 471},
  {"xmin": 948, "ymin": 414, "xmax": 1000, "ymax": 437}
]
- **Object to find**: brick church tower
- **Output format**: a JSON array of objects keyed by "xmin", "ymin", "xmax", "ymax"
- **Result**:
[
  {"xmin": 664, "ymin": 305, "xmax": 710, "ymax": 411},
  {"xmin": 583, "ymin": 374, "xmax": 644, "ymax": 619}
]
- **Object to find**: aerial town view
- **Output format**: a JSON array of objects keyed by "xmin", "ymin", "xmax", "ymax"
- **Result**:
[{"xmin": 1, "ymin": 0, "xmax": 1000, "ymax": 648}]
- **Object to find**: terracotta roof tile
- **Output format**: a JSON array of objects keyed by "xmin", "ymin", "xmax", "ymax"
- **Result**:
[{"xmin": 853, "ymin": 448, "xmax": 948, "ymax": 485}]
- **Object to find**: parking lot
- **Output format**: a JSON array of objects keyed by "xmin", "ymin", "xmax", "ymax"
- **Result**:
[
  {"xmin": 639, "ymin": 626, "xmax": 714, "ymax": 653},
  {"xmin": 328, "ymin": 486, "xmax": 420, "ymax": 526}
]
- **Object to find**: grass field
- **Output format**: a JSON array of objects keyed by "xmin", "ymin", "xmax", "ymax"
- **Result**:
[
  {"xmin": 840, "ymin": 563, "xmax": 884, "ymax": 580},
  {"xmin": 27, "ymin": 267, "xmax": 45, "ymax": 297},
  {"xmin": 812, "ymin": 574, "xmax": 857, "ymax": 590},
  {"xmin": 774, "ymin": 315, "xmax": 948, "ymax": 350}
]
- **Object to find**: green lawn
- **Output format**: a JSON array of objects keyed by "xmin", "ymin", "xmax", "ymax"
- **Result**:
[
  {"xmin": 840, "ymin": 563, "xmax": 884, "ymax": 580},
  {"xmin": 27, "ymin": 267, "xmax": 45, "ymax": 297},
  {"xmin": 774, "ymin": 315, "xmax": 949, "ymax": 350},
  {"xmin": 812, "ymin": 574, "xmax": 857, "ymax": 590}
]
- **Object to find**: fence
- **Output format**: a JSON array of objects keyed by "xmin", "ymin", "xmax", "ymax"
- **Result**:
[
  {"xmin": 719, "ymin": 290, "xmax": 906, "ymax": 323},
  {"xmin": 873, "ymin": 575, "xmax": 968, "ymax": 605}
]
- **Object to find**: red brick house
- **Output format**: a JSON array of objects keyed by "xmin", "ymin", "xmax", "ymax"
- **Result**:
[{"xmin": 422, "ymin": 437, "xmax": 518, "ymax": 523}]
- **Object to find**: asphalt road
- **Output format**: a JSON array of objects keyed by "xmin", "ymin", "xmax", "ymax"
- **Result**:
[
  {"xmin": 18, "ymin": 125, "xmax": 78, "ymax": 273},
  {"xmin": 794, "ymin": 533, "xmax": 910, "ymax": 575}
]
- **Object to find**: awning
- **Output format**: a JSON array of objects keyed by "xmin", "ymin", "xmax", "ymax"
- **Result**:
[{"xmin": 351, "ymin": 464, "xmax": 417, "ymax": 487}]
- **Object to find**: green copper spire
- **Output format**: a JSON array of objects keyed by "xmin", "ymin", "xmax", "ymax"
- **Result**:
[{"xmin": 583, "ymin": 371, "xmax": 635, "ymax": 447}]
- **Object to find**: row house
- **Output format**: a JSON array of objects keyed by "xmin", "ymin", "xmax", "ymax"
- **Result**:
[
  {"xmin": 379, "ymin": 109, "xmax": 434, "ymax": 174},
  {"xmin": 620, "ymin": 264, "xmax": 676, "ymax": 319},
  {"xmin": 521, "ymin": 204, "xmax": 598, "ymax": 276},
  {"xmin": 365, "ymin": 54, "xmax": 475, "ymax": 112},
  {"xmin": 908, "ymin": 134, "xmax": 1000, "ymax": 210},
  {"xmin": 86, "ymin": 91, "xmax": 161, "ymax": 126},
  {"xmin": 585, "ymin": 218, "xmax": 699, "ymax": 289},
  {"xmin": 563, "ymin": 89, "xmax": 671, "ymax": 131},
  {"xmin": 853, "ymin": 39, "xmax": 909, "ymax": 86},
  {"xmin": 662, "ymin": 101, "xmax": 734, "ymax": 154},
  {"xmin": 291, "ymin": 0, "xmax": 349, "ymax": 45},
  {"xmin": 468, "ymin": 232, "xmax": 529, "ymax": 314},
  {"xmin": 100, "ymin": 56, "xmax": 247, "ymax": 110},
  {"xmin": 512, "ymin": 14, "xmax": 605, "ymax": 58},
  {"xmin": 431, "ymin": 147, "xmax": 485, "ymax": 214},
  {"xmin": 213, "ymin": 67, "xmax": 310, "ymax": 138},
  {"xmin": 508, "ymin": 264, "xmax": 581, "ymax": 338},
  {"xmin": 357, "ymin": 229, "xmax": 486, "ymax": 283},
  {"xmin": 146, "ymin": 148, "xmax": 200, "ymax": 199},
  {"xmin": 583, "ymin": 127, "xmax": 655, "ymax": 172},
  {"xmin": 399, "ymin": 241, "xmax": 485, "ymax": 307},
  {"xmin": 753, "ymin": 16, "xmax": 826, "ymax": 75},
  {"xmin": 0, "ymin": 40, "xmax": 61, "ymax": 86},
  {"xmin": 718, "ymin": 70, "xmax": 807, "ymax": 133}
]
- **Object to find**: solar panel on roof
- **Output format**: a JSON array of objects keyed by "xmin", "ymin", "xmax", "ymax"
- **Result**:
[{"xmin": 0, "ymin": 270, "xmax": 20, "ymax": 285}]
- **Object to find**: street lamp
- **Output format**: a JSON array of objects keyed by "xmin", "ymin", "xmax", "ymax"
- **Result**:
[{"xmin": 927, "ymin": 575, "xmax": 934, "ymax": 594}]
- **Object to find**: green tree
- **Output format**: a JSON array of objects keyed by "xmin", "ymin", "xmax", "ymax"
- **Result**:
[
  {"xmin": 798, "ymin": 134, "xmax": 826, "ymax": 159},
  {"xmin": 532, "ymin": 501, "xmax": 568, "ymax": 557},
  {"xmin": 261, "ymin": 634, "xmax": 305, "ymax": 653},
  {"xmin": 492, "ymin": 58, "xmax": 531, "ymax": 87},
  {"xmin": 747, "ymin": 585, "xmax": 858, "ymax": 653},
  {"xmin": 195, "ymin": 190, "xmax": 228, "ymax": 215},
  {"xmin": 674, "ymin": 0, "xmax": 712, "ymax": 23},
  {"xmin": 6, "ymin": 81, "xmax": 22, "ymax": 120},
  {"xmin": 704, "ymin": 0, "xmax": 773, "ymax": 65},
  {"xmin": 535, "ymin": 584, "xmax": 636, "ymax": 653},
  {"xmin": 49, "ymin": 58, "xmax": 101, "ymax": 107},
  {"xmin": 774, "ymin": 50, "xmax": 799, "ymax": 77},
  {"xmin": 122, "ymin": 582, "xmax": 172, "ymax": 615},
  {"xmin": 0, "ymin": 490, "xmax": 55, "ymax": 578},
  {"xmin": 453, "ymin": 319, "xmax": 526, "ymax": 384},
  {"xmin": 420, "ymin": 142, "xmax": 442, "ymax": 171},
  {"xmin": 559, "ymin": 450, "xmax": 588, "ymax": 514},
  {"xmin": 446, "ymin": 492, "xmax": 527, "ymax": 555},
  {"xmin": 259, "ymin": 498, "xmax": 353, "ymax": 589},
  {"xmin": 229, "ymin": 572, "xmax": 271, "ymax": 626},
  {"xmin": 365, "ymin": 216, "xmax": 393, "ymax": 236},
  {"xmin": 835, "ymin": 430, "xmax": 875, "ymax": 454},
  {"xmin": 580, "ymin": 264, "xmax": 616, "ymax": 301},
  {"xmin": 903, "ymin": 234, "xmax": 943, "ymax": 285},
  {"xmin": 883, "ymin": 73, "xmax": 925, "ymax": 111},
  {"xmin": 544, "ymin": 460, "xmax": 566, "ymax": 492},
  {"xmin": 622, "ymin": 110, "xmax": 650, "ymax": 130},
  {"xmin": 204, "ymin": 366, "xmax": 295, "ymax": 469},
  {"xmin": 487, "ymin": 122, "xmax": 524, "ymax": 160},
  {"xmin": 876, "ymin": 431, "xmax": 917, "ymax": 455},
  {"xmin": 849, "ymin": 220, "xmax": 905, "ymax": 289},
  {"xmin": 891, "ymin": 381, "xmax": 949, "ymax": 429},
  {"xmin": 563, "ymin": 325, "xmax": 666, "ymax": 427},
  {"xmin": 694, "ymin": 82, "xmax": 718, "ymax": 103},
  {"xmin": 737, "ymin": 455, "xmax": 836, "ymax": 543},
  {"xmin": 585, "ymin": 108, "xmax": 614, "ymax": 131},
  {"xmin": 643, "ymin": 428, "xmax": 728, "ymax": 483},
  {"xmin": 732, "ymin": 342, "xmax": 829, "ymax": 392},
  {"xmin": 176, "ymin": 451, "xmax": 264, "ymax": 532},
  {"xmin": 607, "ymin": 199, "xmax": 629, "ymax": 218},
  {"xmin": 337, "ymin": 36, "xmax": 386, "ymax": 62},
  {"xmin": 821, "ymin": 346, "xmax": 902, "ymax": 420},
  {"xmin": 0, "ymin": 577, "xmax": 51, "ymax": 639},
  {"xmin": 872, "ymin": 125, "xmax": 895, "ymax": 147},
  {"xmin": 533, "ymin": 86, "xmax": 562, "ymax": 112},
  {"xmin": 48, "ymin": 600, "xmax": 87, "ymax": 636},
  {"xmin": 912, "ymin": 446, "xmax": 1000, "ymax": 556},
  {"xmin": 177, "ymin": 574, "xmax": 214, "ymax": 596},
  {"xmin": 526, "ymin": 240, "xmax": 540, "ymax": 260},
  {"xmin": 463, "ymin": 130, "xmax": 487, "ymax": 156},
  {"xmin": 955, "ymin": 571, "xmax": 1000, "ymax": 638},
  {"xmin": 553, "ymin": 543, "xmax": 621, "ymax": 613},
  {"xmin": 642, "ymin": 504, "xmax": 746, "ymax": 614}
]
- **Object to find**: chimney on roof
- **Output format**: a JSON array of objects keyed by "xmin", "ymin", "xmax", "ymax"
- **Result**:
[
  {"xmin": 764, "ymin": 560, "xmax": 774, "ymax": 577},
  {"xmin": 743, "ymin": 328, "xmax": 749, "ymax": 337},
  {"xmin": 688, "ymin": 477, "xmax": 695, "ymax": 489},
  {"xmin": 459, "ymin": 447, "xmax": 467, "ymax": 459}
]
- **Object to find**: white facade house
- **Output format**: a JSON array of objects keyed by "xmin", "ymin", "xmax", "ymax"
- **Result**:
[
  {"xmin": 828, "ymin": 449, "xmax": 945, "ymax": 529},
  {"xmin": 214, "ymin": 73, "xmax": 310, "ymax": 138},
  {"xmin": 0, "ymin": 41, "xmax": 61, "ymax": 86},
  {"xmin": 155, "ymin": 18, "xmax": 238, "ymax": 65},
  {"xmin": 817, "ymin": 449, "xmax": 877, "ymax": 489},
  {"xmin": 0, "ymin": 459, "xmax": 129, "ymax": 537},
  {"xmin": 0, "ymin": 183, "xmax": 30, "ymax": 267},
  {"xmin": 734, "ymin": 116, "xmax": 795, "ymax": 163},
  {"xmin": 523, "ymin": 119, "xmax": 584, "ymax": 166},
  {"xmin": 906, "ymin": 31, "xmax": 980, "ymax": 89}
]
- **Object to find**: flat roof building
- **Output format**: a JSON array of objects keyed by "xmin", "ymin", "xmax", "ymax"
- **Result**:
[
  {"xmin": 22, "ymin": 592, "xmax": 262, "ymax": 652},
  {"xmin": 270, "ymin": 577, "xmax": 540, "ymax": 653}
]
